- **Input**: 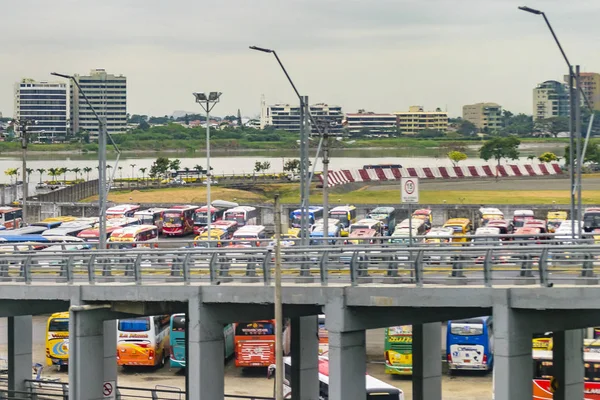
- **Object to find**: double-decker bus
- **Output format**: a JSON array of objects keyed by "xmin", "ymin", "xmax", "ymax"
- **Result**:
[
  {"xmin": 162, "ymin": 205, "xmax": 198, "ymax": 236},
  {"xmin": 446, "ymin": 317, "xmax": 494, "ymax": 373},
  {"xmin": 384, "ymin": 325, "xmax": 413, "ymax": 375},
  {"xmin": 45, "ymin": 312, "xmax": 70, "ymax": 371},
  {"xmin": 0, "ymin": 207, "xmax": 23, "ymax": 230},
  {"xmin": 117, "ymin": 315, "xmax": 171, "ymax": 368},
  {"xmin": 168, "ymin": 314, "xmax": 234, "ymax": 368},
  {"xmin": 234, "ymin": 320, "xmax": 276, "ymax": 367},
  {"xmin": 290, "ymin": 206, "xmax": 324, "ymax": 228},
  {"xmin": 223, "ymin": 206, "xmax": 258, "ymax": 228}
]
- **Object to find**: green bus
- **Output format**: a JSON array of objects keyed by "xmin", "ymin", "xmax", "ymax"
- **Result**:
[{"xmin": 384, "ymin": 325, "xmax": 413, "ymax": 375}]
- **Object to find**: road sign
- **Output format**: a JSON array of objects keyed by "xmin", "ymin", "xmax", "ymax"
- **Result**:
[
  {"xmin": 401, "ymin": 177, "xmax": 419, "ymax": 203},
  {"xmin": 103, "ymin": 381, "xmax": 115, "ymax": 400}
]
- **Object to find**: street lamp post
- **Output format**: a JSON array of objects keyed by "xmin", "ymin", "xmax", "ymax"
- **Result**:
[
  {"xmin": 518, "ymin": 6, "xmax": 594, "ymax": 239},
  {"xmin": 193, "ymin": 92, "xmax": 222, "ymax": 242},
  {"xmin": 14, "ymin": 119, "xmax": 36, "ymax": 225}
]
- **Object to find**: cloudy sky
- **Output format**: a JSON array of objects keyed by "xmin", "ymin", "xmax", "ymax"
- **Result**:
[{"xmin": 1, "ymin": 0, "xmax": 599, "ymax": 118}]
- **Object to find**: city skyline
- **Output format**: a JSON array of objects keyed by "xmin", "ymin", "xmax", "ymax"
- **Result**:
[{"xmin": 1, "ymin": 0, "xmax": 599, "ymax": 119}]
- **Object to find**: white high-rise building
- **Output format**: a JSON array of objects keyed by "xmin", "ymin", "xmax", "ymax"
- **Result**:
[
  {"xmin": 14, "ymin": 79, "xmax": 67, "ymax": 142},
  {"xmin": 260, "ymin": 102, "xmax": 343, "ymax": 135},
  {"xmin": 533, "ymin": 80, "xmax": 570, "ymax": 121},
  {"xmin": 70, "ymin": 69, "xmax": 127, "ymax": 139}
]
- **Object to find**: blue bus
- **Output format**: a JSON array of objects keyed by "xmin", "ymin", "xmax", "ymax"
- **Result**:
[
  {"xmin": 446, "ymin": 316, "xmax": 493, "ymax": 374},
  {"xmin": 290, "ymin": 206, "xmax": 324, "ymax": 228},
  {"xmin": 0, "ymin": 234, "xmax": 49, "ymax": 243},
  {"xmin": 169, "ymin": 314, "xmax": 235, "ymax": 368}
]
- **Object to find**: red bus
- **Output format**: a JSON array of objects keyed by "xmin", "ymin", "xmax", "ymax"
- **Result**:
[
  {"xmin": 0, "ymin": 207, "xmax": 23, "ymax": 230},
  {"xmin": 193, "ymin": 206, "xmax": 226, "ymax": 235},
  {"xmin": 163, "ymin": 205, "xmax": 198, "ymax": 236},
  {"xmin": 234, "ymin": 320, "xmax": 276, "ymax": 367}
]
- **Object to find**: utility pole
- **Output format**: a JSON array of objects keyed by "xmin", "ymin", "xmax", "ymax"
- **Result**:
[
  {"xmin": 568, "ymin": 66, "xmax": 576, "ymax": 239},
  {"xmin": 318, "ymin": 119, "xmax": 331, "ymax": 242},
  {"xmin": 273, "ymin": 194, "xmax": 283, "ymax": 400},
  {"xmin": 18, "ymin": 120, "xmax": 35, "ymax": 225},
  {"xmin": 575, "ymin": 65, "xmax": 583, "ymax": 237},
  {"xmin": 299, "ymin": 96, "xmax": 310, "ymax": 246}
]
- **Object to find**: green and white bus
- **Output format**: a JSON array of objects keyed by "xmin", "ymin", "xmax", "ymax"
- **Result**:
[{"xmin": 384, "ymin": 325, "xmax": 413, "ymax": 375}]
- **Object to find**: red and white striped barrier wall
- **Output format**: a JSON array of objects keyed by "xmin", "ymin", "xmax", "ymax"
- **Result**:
[{"xmin": 319, "ymin": 163, "xmax": 563, "ymax": 187}]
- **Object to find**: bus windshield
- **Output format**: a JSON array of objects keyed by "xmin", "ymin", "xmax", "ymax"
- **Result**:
[
  {"xmin": 137, "ymin": 216, "xmax": 154, "ymax": 225},
  {"xmin": 330, "ymin": 212, "xmax": 349, "ymax": 225},
  {"xmin": 227, "ymin": 212, "xmax": 246, "ymax": 225},
  {"xmin": 450, "ymin": 322, "xmax": 483, "ymax": 336},
  {"xmin": 118, "ymin": 318, "xmax": 150, "ymax": 332},
  {"xmin": 164, "ymin": 214, "xmax": 182, "ymax": 226},
  {"xmin": 172, "ymin": 315, "xmax": 185, "ymax": 332},
  {"xmin": 49, "ymin": 318, "xmax": 68, "ymax": 332}
]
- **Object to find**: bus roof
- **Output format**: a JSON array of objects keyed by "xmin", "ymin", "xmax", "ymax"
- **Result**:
[
  {"xmin": 444, "ymin": 218, "xmax": 471, "ymax": 226},
  {"xmin": 479, "ymin": 207, "xmax": 503, "ymax": 216},
  {"xmin": 41, "ymin": 216, "xmax": 77, "ymax": 223},
  {"xmin": 291, "ymin": 206, "xmax": 323, "ymax": 214},
  {"xmin": 514, "ymin": 227, "xmax": 541, "ymax": 234},
  {"xmin": 329, "ymin": 205, "xmax": 356, "ymax": 213},
  {"xmin": 475, "ymin": 227, "xmax": 500, "ymax": 235},
  {"xmin": 450, "ymin": 316, "xmax": 491, "ymax": 324},
  {"xmin": 42, "ymin": 225, "xmax": 91, "ymax": 236},
  {"xmin": 134, "ymin": 208, "xmax": 167, "ymax": 216},
  {"xmin": 110, "ymin": 225, "xmax": 157, "ymax": 238},
  {"xmin": 165, "ymin": 205, "xmax": 198, "ymax": 212},
  {"xmin": 0, "ymin": 207, "xmax": 21, "ymax": 213},
  {"xmin": 0, "ymin": 235, "xmax": 49, "ymax": 243},
  {"xmin": 106, "ymin": 204, "xmax": 140, "ymax": 213},
  {"xmin": 412, "ymin": 208, "xmax": 432, "ymax": 216},
  {"xmin": 547, "ymin": 211, "xmax": 568, "ymax": 220},
  {"xmin": 233, "ymin": 225, "xmax": 265, "ymax": 235},
  {"xmin": 514, "ymin": 209, "xmax": 534, "ymax": 217},
  {"xmin": 49, "ymin": 312, "xmax": 69, "ymax": 320},
  {"xmin": 369, "ymin": 206, "xmax": 395, "ymax": 214},
  {"xmin": 227, "ymin": 206, "xmax": 257, "ymax": 212},
  {"xmin": 349, "ymin": 228, "xmax": 377, "ymax": 238},
  {"xmin": 77, "ymin": 226, "xmax": 120, "ymax": 238}
]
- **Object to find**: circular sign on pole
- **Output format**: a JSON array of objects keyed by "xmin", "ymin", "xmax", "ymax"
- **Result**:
[
  {"xmin": 400, "ymin": 177, "xmax": 419, "ymax": 203},
  {"xmin": 404, "ymin": 179, "xmax": 415, "ymax": 195}
]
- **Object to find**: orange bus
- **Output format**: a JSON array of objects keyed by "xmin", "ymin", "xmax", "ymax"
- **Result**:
[
  {"xmin": 163, "ymin": 205, "xmax": 198, "ymax": 236},
  {"xmin": 234, "ymin": 320, "xmax": 276, "ymax": 367},
  {"xmin": 117, "ymin": 315, "xmax": 170, "ymax": 368},
  {"xmin": 0, "ymin": 207, "xmax": 23, "ymax": 230}
]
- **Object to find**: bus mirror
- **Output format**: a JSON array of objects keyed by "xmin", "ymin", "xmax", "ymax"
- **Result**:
[{"xmin": 267, "ymin": 364, "xmax": 276, "ymax": 379}]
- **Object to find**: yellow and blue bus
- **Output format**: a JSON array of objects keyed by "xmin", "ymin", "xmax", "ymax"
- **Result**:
[
  {"xmin": 45, "ymin": 312, "xmax": 70, "ymax": 371},
  {"xmin": 169, "ymin": 314, "xmax": 235, "ymax": 368},
  {"xmin": 328, "ymin": 206, "xmax": 357, "ymax": 229},
  {"xmin": 446, "ymin": 316, "xmax": 494, "ymax": 374}
]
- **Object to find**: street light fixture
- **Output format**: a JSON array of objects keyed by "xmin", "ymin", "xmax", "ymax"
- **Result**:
[
  {"xmin": 193, "ymin": 91, "xmax": 222, "ymax": 241},
  {"xmin": 12, "ymin": 119, "xmax": 37, "ymax": 225},
  {"xmin": 51, "ymin": 72, "xmax": 121, "ymax": 250}
]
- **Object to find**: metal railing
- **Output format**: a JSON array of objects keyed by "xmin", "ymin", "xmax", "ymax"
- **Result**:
[{"xmin": 1, "ymin": 243, "xmax": 600, "ymax": 286}]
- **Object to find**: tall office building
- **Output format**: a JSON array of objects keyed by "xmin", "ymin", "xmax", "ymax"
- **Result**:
[
  {"xmin": 533, "ymin": 80, "xmax": 570, "ymax": 121},
  {"xmin": 70, "ymin": 69, "xmax": 127, "ymax": 139},
  {"xmin": 462, "ymin": 102, "xmax": 503, "ymax": 131},
  {"xmin": 394, "ymin": 106, "xmax": 448, "ymax": 135},
  {"xmin": 261, "ymin": 102, "xmax": 343, "ymax": 135},
  {"xmin": 14, "ymin": 79, "xmax": 68, "ymax": 142},
  {"xmin": 564, "ymin": 72, "xmax": 600, "ymax": 111},
  {"xmin": 344, "ymin": 111, "xmax": 397, "ymax": 135}
]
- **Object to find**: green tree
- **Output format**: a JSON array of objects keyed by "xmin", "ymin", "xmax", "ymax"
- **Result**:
[
  {"xmin": 139, "ymin": 167, "xmax": 147, "ymax": 182},
  {"xmin": 71, "ymin": 167, "xmax": 81, "ymax": 181},
  {"xmin": 26, "ymin": 168, "xmax": 34, "ymax": 182},
  {"xmin": 564, "ymin": 143, "xmax": 600, "ymax": 165},
  {"xmin": 36, "ymin": 168, "xmax": 46, "ymax": 183},
  {"xmin": 83, "ymin": 167, "xmax": 92, "ymax": 181},
  {"xmin": 4, "ymin": 168, "xmax": 18, "ymax": 184},
  {"xmin": 534, "ymin": 117, "xmax": 569, "ymax": 138},
  {"xmin": 149, "ymin": 157, "xmax": 170, "ymax": 178},
  {"xmin": 479, "ymin": 136, "xmax": 521, "ymax": 177},
  {"xmin": 283, "ymin": 159, "xmax": 301, "ymax": 174},
  {"xmin": 47, "ymin": 168, "xmax": 60, "ymax": 183},
  {"xmin": 254, "ymin": 161, "xmax": 271, "ymax": 173},
  {"xmin": 138, "ymin": 120, "xmax": 150, "ymax": 131},
  {"xmin": 448, "ymin": 151, "xmax": 468, "ymax": 166},
  {"xmin": 538, "ymin": 152, "xmax": 559, "ymax": 163},
  {"xmin": 457, "ymin": 120, "xmax": 477, "ymax": 136},
  {"xmin": 169, "ymin": 159, "xmax": 181, "ymax": 172},
  {"xmin": 500, "ymin": 113, "xmax": 533, "ymax": 136}
]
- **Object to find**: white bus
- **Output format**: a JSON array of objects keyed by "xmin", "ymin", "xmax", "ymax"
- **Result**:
[
  {"xmin": 117, "ymin": 315, "xmax": 171, "ymax": 368},
  {"xmin": 223, "ymin": 206, "xmax": 258, "ymax": 227},
  {"xmin": 106, "ymin": 204, "xmax": 141, "ymax": 219},
  {"xmin": 232, "ymin": 225, "xmax": 267, "ymax": 247}
]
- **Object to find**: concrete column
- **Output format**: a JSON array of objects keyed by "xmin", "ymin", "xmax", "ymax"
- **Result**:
[
  {"xmin": 412, "ymin": 322, "xmax": 442, "ymax": 400},
  {"xmin": 8, "ymin": 316, "xmax": 32, "ymax": 395},
  {"xmin": 493, "ymin": 302, "xmax": 532, "ymax": 400},
  {"xmin": 69, "ymin": 309, "xmax": 105, "ymax": 400},
  {"xmin": 103, "ymin": 320, "xmax": 118, "ymax": 387},
  {"xmin": 328, "ymin": 330, "xmax": 366, "ymax": 400},
  {"xmin": 553, "ymin": 329, "xmax": 584, "ymax": 400},
  {"xmin": 187, "ymin": 297, "xmax": 224, "ymax": 400},
  {"xmin": 290, "ymin": 316, "xmax": 319, "ymax": 400}
]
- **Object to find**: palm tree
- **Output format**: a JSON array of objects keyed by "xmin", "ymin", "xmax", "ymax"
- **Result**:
[
  {"xmin": 71, "ymin": 167, "xmax": 82, "ymax": 181},
  {"xmin": 139, "ymin": 167, "xmax": 147, "ymax": 185},
  {"xmin": 83, "ymin": 167, "xmax": 92, "ymax": 181},
  {"xmin": 47, "ymin": 168, "xmax": 60, "ymax": 183},
  {"xmin": 194, "ymin": 164, "xmax": 203, "ymax": 180},
  {"xmin": 60, "ymin": 168, "xmax": 68, "ymax": 183},
  {"xmin": 118, "ymin": 166, "xmax": 123, "ymax": 180},
  {"xmin": 26, "ymin": 168, "xmax": 34, "ymax": 183},
  {"xmin": 36, "ymin": 168, "xmax": 46, "ymax": 184},
  {"xmin": 130, "ymin": 163, "xmax": 136, "ymax": 179},
  {"xmin": 4, "ymin": 168, "xmax": 18, "ymax": 185}
]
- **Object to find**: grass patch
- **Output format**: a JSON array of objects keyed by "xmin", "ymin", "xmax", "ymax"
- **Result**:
[{"xmin": 85, "ymin": 187, "xmax": 267, "ymax": 204}]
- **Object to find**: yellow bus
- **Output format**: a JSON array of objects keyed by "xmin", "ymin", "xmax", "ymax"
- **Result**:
[
  {"xmin": 443, "ymin": 218, "xmax": 472, "ymax": 243},
  {"xmin": 46, "ymin": 312, "xmax": 69, "ymax": 371}
]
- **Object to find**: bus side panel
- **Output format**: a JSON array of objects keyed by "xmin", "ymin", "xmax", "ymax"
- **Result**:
[
  {"xmin": 384, "ymin": 327, "xmax": 413, "ymax": 375},
  {"xmin": 46, "ymin": 332, "xmax": 69, "ymax": 367},
  {"xmin": 170, "ymin": 330, "xmax": 186, "ymax": 368}
]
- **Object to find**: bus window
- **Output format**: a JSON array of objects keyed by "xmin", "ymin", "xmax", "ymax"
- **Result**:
[
  {"xmin": 533, "ymin": 359, "xmax": 553, "ymax": 380},
  {"xmin": 447, "ymin": 317, "xmax": 493, "ymax": 373}
]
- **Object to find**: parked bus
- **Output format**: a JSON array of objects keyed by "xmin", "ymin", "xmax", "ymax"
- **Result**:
[
  {"xmin": 290, "ymin": 206, "xmax": 324, "ymax": 228},
  {"xmin": 117, "ymin": 315, "xmax": 171, "ymax": 367},
  {"xmin": 163, "ymin": 205, "xmax": 198, "ymax": 236},
  {"xmin": 547, "ymin": 211, "xmax": 568, "ymax": 233},
  {"xmin": 412, "ymin": 209, "xmax": 433, "ymax": 230},
  {"xmin": 384, "ymin": 325, "xmax": 413, "ymax": 375},
  {"xmin": 512, "ymin": 209, "xmax": 535, "ymax": 229},
  {"xmin": 584, "ymin": 207, "xmax": 600, "ymax": 233},
  {"xmin": 108, "ymin": 225, "xmax": 159, "ymax": 248},
  {"xmin": 328, "ymin": 205, "xmax": 357, "ymax": 229},
  {"xmin": 134, "ymin": 208, "xmax": 166, "ymax": 234},
  {"xmin": 223, "ymin": 206, "xmax": 258, "ymax": 227},
  {"xmin": 45, "ymin": 312, "xmax": 70, "ymax": 371},
  {"xmin": 318, "ymin": 314, "xmax": 328, "ymax": 356},
  {"xmin": 479, "ymin": 208, "xmax": 504, "ymax": 227},
  {"xmin": 345, "ymin": 228, "xmax": 381, "ymax": 245},
  {"xmin": 193, "ymin": 206, "xmax": 225, "ymax": 234},
  {"xmin": 106, "ymin": 204, "xmax": 140, "ymax": 219},
  {"xmin": 106, "ymin": 217, "xmax": 141, "ymax": 229},
  {"xmin": 446, "ymin": 317, "xmax": 494, "ymax": 373},
  {"xmin": 211, "ymin": 220, "xmax": 238, "ymax": 239},
  {"xmin": 77, "ymin": 226, "xmax": 121, "ymax": 243},
  {"xmin": 367, "ymin": 207, "xmax": 397, "ymax": 236},
  {"xmin": 443, "ymin": 218, "xmax": 472, "ymax": 243},
  {"xmin": 168, "ymin": 314, "xmax": 235, "ymax": 368},
  {"xmin": 234, "ymin": 320, "xmax": 277, "ymax": 367},
  {"xmin": 42, "ymin": 224, "xmax": 92, "ymax": 238},
  {"xmin": 349, "ymin": 218, "xmax": 383, "ymax": 236},
  {"xmin": 0, "ymin": 226, "xmax": 47, "ymax": 235},
  {"xmin": 0, "ymin": 207, "xmax": 23, "ymax": 230},
  {"xmin": 273, "ymin": 356, "xmax": 404, "ymax": 400},
  {"xmin": 193, "ymin": 228, "xmax": 228, "ymax": 248},
  {"xmin": 232, "ymin": 225, "xmax": 267, "ymax": 247}
]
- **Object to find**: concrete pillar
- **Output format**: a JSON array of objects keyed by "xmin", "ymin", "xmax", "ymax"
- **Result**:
[
  {"xmin": 290, "ymin": 316, "xmax": 319, "ymax": 400},
  {"xmin": 8, "ymin": 316, "xmax": 32, "ymax": 395},
  {"xmin": 103, "ymin": 320, "xmax": 118, "ymax": 387},
  {"xmin": 553, "ymin": 329, "xmax": 584, "ymax": 400},
  {"xmin": 187, "ymin": 297, "xmax": 224, "ymax": 400},
  {"xmin": 493, "ymin": 302, "xmax": 532, "ymax": 400},
  {"xmin": 412, "ymin": 322, "xmax": 442, "ymax": 400},
  {"xmin": 328, "ymin": 330, "xmax": 366, "ymax": 400},
  {"xmin": 69, "ymin": 309, "xmax": 105, "ymax": 400}
]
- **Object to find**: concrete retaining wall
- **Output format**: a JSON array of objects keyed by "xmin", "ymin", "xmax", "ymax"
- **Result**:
[{"xmin": 31, "ymin": 179, "xmax": 99, "ymax": 203}]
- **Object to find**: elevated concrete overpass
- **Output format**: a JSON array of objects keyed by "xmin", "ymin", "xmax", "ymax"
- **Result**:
[{"xmin": 1, "ymin": 245, "xmax": 600, "ymax": 399}]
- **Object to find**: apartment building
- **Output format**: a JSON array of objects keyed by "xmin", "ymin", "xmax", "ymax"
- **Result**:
[
  {"xmin": 70, "ymin": 69, "xmax": 127, "ymax": 139},
  {"xmin": 13, "ymin": 79, "xmax": 67, "ymax": 142},
  {"xmin": 533, "ymin": 80, "xmax": 570, "ymax": 121},
  {"xmin": 261, "ymin": 103, "xmax": 343, "ymax": 135},
  {"xmin": 564, "ymin": 72, "xmax": 600, "ymax": 111},
  {"xmin": 462, "ymin": 102, "xmax": 503, "ymax": 131},
  {"xmin": 394, "ymin": 106, "xmax": 448, "ymax": 135},
  {"xmin": 344, "ymin": 111, "xmax": 397, "ymax": 134}
]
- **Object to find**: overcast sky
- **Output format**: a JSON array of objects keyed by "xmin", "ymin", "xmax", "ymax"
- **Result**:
[{"xmin": 1, "ymin": 0, "xmax": 599, "ymax": 118}]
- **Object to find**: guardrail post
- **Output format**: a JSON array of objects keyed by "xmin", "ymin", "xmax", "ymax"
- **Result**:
[
  {"xmin": 350, "ymin": 251, "xmax": 359, "ymax": 285},
  {"xmin": 134, "ymin": 255, "xmax": 142, "ymax": 284},
  {"xmin": 209, "ymin": 252, "xmax": 218, "ymax": 283},
  {"xmin": 483, "ymin": 249, "xmax": 492, "ymax": 287},
  {"xmin": 87, "ymin": 254, "xmax": 97, "ymax": 284},
  {"xmin": 538, "ymin": 248, "xmax": 549, "ymax": 287},
  {"xmin": 24, "ymin": 255, "xmax": 32, "ymax": 284},
  {"xmin": 62, "ymin": 255, "xmax": 74, "ymax": 283},
  {"xmin": 520, "ymin": 254, "xmax": 534, "ymax": 278},
  {"xmin": 62, "ymin": 383, "xmax": 68, "ymax": 399},
  {"xmin": 182, "ymin": 253, "xmax": 192, "ymax": 283},
  {"xmin": 581, "ymin": 253, "xmax": 595, "ymax": 278},
  {"xmin": 450, "ymin": 254, "xmax": 465, "ymax": 278},
  {"xmin": 101, "ymin": 256, "xmax": 112, "ymax": 277},
  {"xmin": 415, "ymin": 250, "xmax": 424, "ymax": 287},
  {"xmin": 320, "ymin": 251, "xmax": 329, "ymax": 285},
  {"xmin": 246, "ymin": 255, "xmax": 257, "ymax": 277},
  {"xmin": 262, "ymin": 251, "xmax": 271, "ymax": 286},
  {"xmin": 0, "ymin": 259, "xmax": 8, "ymax": 280}
]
